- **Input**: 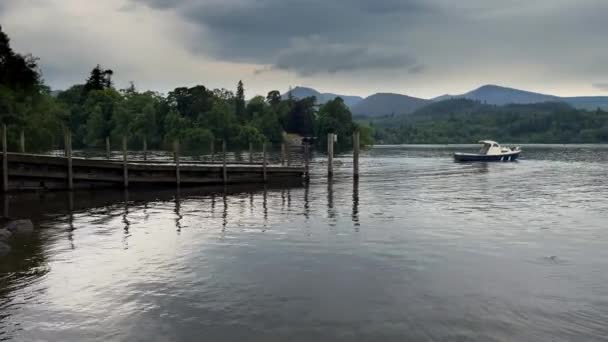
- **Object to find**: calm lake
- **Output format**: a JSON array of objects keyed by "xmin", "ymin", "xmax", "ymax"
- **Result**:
[{"xmin": 2, "ymin": 145, "xmax": 608, "ymax": 341}]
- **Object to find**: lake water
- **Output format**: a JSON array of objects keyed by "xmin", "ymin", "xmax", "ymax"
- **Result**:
[{"xmin": 2, "ymin": 145, "xmax": 608, "ymax": 341}]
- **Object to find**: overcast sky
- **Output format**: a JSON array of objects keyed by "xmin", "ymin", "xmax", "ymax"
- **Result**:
[{"xmin": 1, "ymin": 0, "xmax": 607, "ymax": 98}]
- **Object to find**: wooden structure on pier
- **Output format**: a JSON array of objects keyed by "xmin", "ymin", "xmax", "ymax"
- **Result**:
[{"xmin": 0, "ymin": 152, "xmax": 304, "ymax": 191}]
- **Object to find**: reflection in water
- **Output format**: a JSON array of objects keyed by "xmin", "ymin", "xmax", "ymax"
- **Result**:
[
  {"xmin": 263, "ymin": 185, "xmax": 268, "ymax": 225},
  {"xmin": 4, "ymin": 145, "xmax": 608, "ymax": 341},
  {"xmin": 222, "ymin": 189, "xmax": 228, "ymax": 232},
  {"xmin": 67, "ymin": 192, "xmax": 75, "ymax": 250},
  {"xmin": 327, "ymin": 179, "xmax": 335, "ymax": 225},
  {"xmin": 122, "ymin": 190, "xmax": 131, "ymax": 249},
  {"xmin": 303, "ymin": 183, "xmax": 310, "ymax": 220},
  {"xmin": 174, "ymin": 189, "xmax": 182, "ymax": 233},
  {"xmin": 352, "ymin": 178, "xmax": 360, "ymax": 229}
]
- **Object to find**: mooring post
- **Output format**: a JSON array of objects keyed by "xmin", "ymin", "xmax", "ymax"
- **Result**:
[
  {"xmin": 63, "ymin": 128, "xmax": 68, "ymax": 157},
  {"xmin": 262, "ymin": 142, "xmax": 268, "ymax": 182},
  {"xmin": 327, "ymin": 133, "xmax": 334, "ymax": 178},
  {"xmin": 174, "ymin": 139, "xmax": 180, "ymax": 186},
  {"xmin": 2, "ymin": 124, "xmax": 8, "ymax": 192},
  {"xmin": 66, "ymin": 128, "xmax": 73, "ymax": 190},
  {"xmin": 304, "ymin": 144, "xmax": 310, "ymax": 182},
  {"xmin": 143, "ymin": 136, "xmax": 147, "ymax": 161},
  {"xmin": 122, "ymin": 135, "xmax": 128, "ymax": 188},
  {"xmin": 19, "ymin": 129, "xmax": 25, "ymax": 153},
  {"xmin": 249, "ymin": 141, "xmax": 253, "ymax": 164},
  {"xmin": 222, "ymin": 139, "xmax": 228, "ymax": 184},
  {"xmin": 281, "ymin": 143, "xmax": 286, "ymax": 166},
  {"xmin": 353, "ymin": 130, "xmax": 360, "ymax": 179},
  {"xmin": 106, "ymin": 136, "xmax": 111, "ymax": 159},
  {"xmin": 210, "ymin": 140, "xmax": 215, "ymax": 163}
]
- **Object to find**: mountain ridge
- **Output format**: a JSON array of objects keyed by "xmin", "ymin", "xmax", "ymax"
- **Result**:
[{"xmin": 284, "ymin": 84, "xmax": 608, "ymax": 116}]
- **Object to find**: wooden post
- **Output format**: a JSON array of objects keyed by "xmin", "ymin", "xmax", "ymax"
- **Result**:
[
  {"xmin": 210, "ymin": 140, "xmax": 215, "ymax": 163},
  {"xmin": 2, "ymin": 124, "xmax": 8, "ymax": 192},
  {"xmin": 222, "ymin": 139, "xmax": 228, "ymax": 184},
  {"xmin": 281, "ymin": 143, "xmax": 286, "ymax": 166},
  {"xmin": 19, "ymin": 129, "xmax": 25, "ymax": 153},
  {"xmin": 353, "ymin": 130, "xmax": 360, "ymax": 179},
  {"xmin": 262, "ymin": 142, "xmax": 267, "ymax": 182},
  {"xmin": 174, "ymin": 139, "xmax": 180, "ymax": 186},
  {"xmin": 66, "ymin": 129, "xmax": 73, "ymax": 190},
  {"xmin": 249, "ymin": 141, "xmax": 253, "ymax": 164},
  {"xmin": 143, "ymin": 136, "xmax": 147, "ymax": 161},
  {"xmin": 106, "ymin": 136, "xmax": 111, "ymax": 159},
  {"xmin": 122, "ymin": 135, "xmax": 128, "ymax": 188},
  {"xmin": 63, "ymin": 128, "xmax": 68, "ymax": 157},
  {"xmin": 287, "ymin": 144, "xmax": 291, "ymax": 166},
  {"xmin": 327, "ymin": 133, "xmax": 334, "ymax": 178}
]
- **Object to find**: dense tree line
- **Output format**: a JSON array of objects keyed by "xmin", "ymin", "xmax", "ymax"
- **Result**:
[
  {"xmin": 0, "ymin": 26, "xmax": 365, "ymax": 153},
  {"xmin": 369, "ymin": 99, "xmax": 608, "ymax": 144}
]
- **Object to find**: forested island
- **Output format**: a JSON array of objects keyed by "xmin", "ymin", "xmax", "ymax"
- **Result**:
[{"xmin": 0, "ymin": 26, "xmax": 366, "ymax": 153}]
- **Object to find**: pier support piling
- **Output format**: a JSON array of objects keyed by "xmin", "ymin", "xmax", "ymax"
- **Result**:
[
  {"xmin": 19, "ymin": 129, "xmax": 25, "ymax": 153},
  {"xmin": 249, "ymin": 142, "xmax": 253, "ymax": 164},
  {"xmin": 122, "ymin": 135, "xmax": 128, "ymax": 188},
  {"xmin": 281, "ymin": 143, "xmax": 286, "ymax": 166},
  {"xmin": 263, "ymin": 142, "xmax": 268, "ymax": 182},
  {"xmin": 222, "ymin": 139, "xmax": 228, "ymax": 184},
  {"xmin": 2, "ymin": 125, "xmax": 8, "ymax": 192},
  {"xmin": 327, "ymin": 133, "xmax": 334, "ymax": 178},
  {"xmin": 174, "ymin": 139, "xmax": 180, "ymax": 186},
  {"xmin": 66, "ymin": 129, "xmax": 73, "ymax": 190},
  {"xmin": 210, "ymin": 140, "xmax": 215, "ymax": 163},
  {"xmin": 143, "ymin": 137, "xmax": 147, "ymax": 161}
]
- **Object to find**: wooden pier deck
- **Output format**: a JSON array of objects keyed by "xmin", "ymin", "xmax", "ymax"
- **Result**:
[{"xmin": 1, "ymin": 152, "xmax": 305, "ymax": 191}]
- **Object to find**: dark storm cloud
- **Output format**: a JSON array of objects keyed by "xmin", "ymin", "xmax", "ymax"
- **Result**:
[{"xmin": 131, "ymin": 0, "xmax": 433, "ymax": 75}]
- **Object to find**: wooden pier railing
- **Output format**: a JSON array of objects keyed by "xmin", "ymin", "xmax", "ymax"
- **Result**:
[{"xmin": 0, "ymin": 125, "xmax": 307, "ymax": 192}]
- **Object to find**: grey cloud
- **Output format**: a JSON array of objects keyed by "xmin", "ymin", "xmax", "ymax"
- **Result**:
[
  {"xmin": 273, "ymin": 37, "xmax": 418, "ymax": 76},
  {"xmin": 131, "ymin": 0, "xmax": 434, "ymax": 74},
  {"xmin": 593, "ymin": 83, "xmax": 608, "ymax": 92}
]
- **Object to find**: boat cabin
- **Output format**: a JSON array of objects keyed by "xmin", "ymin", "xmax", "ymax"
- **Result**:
[{"xmin": 478, "ymin": 140, "xmax": 505, "ymax": 155}]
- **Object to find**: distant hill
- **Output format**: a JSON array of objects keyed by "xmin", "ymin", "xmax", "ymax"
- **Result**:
[
  {"xmin": 282, "ymin": 86, "xmax": 363, "ymax": 108},
  {"xmin": 434, "ymin": 84, "xmax": 608, "ymax": 110},
  {"xmin": 351, "ymin": 93, "xmax": 429, "ymax": 117},
  {"xmin": 370, "ymin": 98, "xmax": 608, "ymax": 144}
]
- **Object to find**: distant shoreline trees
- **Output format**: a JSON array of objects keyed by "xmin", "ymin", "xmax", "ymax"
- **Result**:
[{"xmin": 0, "ymin": 26, "xmax": 366, "ymax": 153}]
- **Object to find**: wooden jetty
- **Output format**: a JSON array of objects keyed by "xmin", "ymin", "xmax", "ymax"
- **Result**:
[{"xmin": 0, "ymin": 152, "xmax": 304, "ymax": 191}]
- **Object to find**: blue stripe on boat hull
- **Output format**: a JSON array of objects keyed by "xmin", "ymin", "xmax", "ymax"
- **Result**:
[{"xmin": 454, "ymin": 152, "xmax": 520, "ymax": 162}]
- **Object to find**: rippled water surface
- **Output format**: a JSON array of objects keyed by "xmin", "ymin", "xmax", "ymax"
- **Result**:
[{"xmin": 2, "ymin": 145, "xmax": 608, "ymax": 341}]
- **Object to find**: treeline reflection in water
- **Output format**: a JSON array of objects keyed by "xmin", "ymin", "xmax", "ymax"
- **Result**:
[{"xmin": 0, "ymin": 178, "xmax": 363, "ymax": 339}]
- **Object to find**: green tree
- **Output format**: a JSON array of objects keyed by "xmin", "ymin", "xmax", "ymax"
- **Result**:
[
  {"xmin": 317, "ymin": 97, "xmax": 354, "ymax": 149},
  {"xmin": 235, "ymin": 80, "xmax": 246, "ymax": 122}
]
